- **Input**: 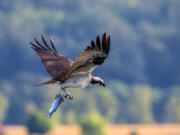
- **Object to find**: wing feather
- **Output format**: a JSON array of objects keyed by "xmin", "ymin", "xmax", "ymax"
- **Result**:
[
  {"xmin": 30, "ymin": 35, "xmax": 73, "ymax": 81},
  {"xmin": 96, "ymin": 36, "xmax": 101, "ymax": 49},
  {"xmin": 102, "ymin": 33, "xmax": 106, "ymax": 52},
  {"xmin": 106, "ymin": 36, "xmax": 110, "ymax": 53},
  {"xmin": 50, "ymin": 36, "xmax": 57, "ymax": 51},
  {"xmin": 41, "ymin": 35, "xmax": 52, "ymax": 51},
  {"xmin": 91, "ymin": 41, "xmax": 96, "ymax": 48},
  {"xmin": 63, "ymin": 33, "xmax": 110, "ymax": 81}
]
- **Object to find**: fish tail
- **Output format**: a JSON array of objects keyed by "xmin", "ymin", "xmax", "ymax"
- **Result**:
[{"xmin": 44, "ymin": 114, "xmax": 52, "ymax": 118}]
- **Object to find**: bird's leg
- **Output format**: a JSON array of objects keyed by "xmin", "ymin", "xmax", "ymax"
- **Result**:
[
  {"xmin": 61, "ymin": 88, "xmax": 73, "ymax": 100},
  {"xmin": 55, "ymin": 88, "xmax": 73, "ymax": 100},
  {"xmin": 64, "ymin": 90, "xmax": 73, "ymax": 100},
  {"xmin": 55, "ymin": 88, "xmax": 63, "ymax": 99}
]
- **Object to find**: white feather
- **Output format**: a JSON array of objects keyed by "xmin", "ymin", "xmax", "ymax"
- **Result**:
[{"xmin": 61, "ymin": 73, "xmax": 91, "ymax": 88}]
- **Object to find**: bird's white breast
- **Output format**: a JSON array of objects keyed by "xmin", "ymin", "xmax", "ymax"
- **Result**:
[{"xmin": 61, "ymin": 73, "xmax": 91, "ymax": 88}]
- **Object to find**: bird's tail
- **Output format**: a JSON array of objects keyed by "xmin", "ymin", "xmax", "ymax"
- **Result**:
[{"xmin": 33, "ymin": 79, "xmax": 57, "ymax": 87}]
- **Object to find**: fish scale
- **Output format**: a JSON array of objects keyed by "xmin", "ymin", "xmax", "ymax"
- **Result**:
[{"xmin": 45, "ymin": 96, "xmax": 65, "ymax": 118}]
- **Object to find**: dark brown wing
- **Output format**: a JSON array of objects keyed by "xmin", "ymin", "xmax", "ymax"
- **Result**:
[
  {"xmin": 30, "ymin": 35, "xmax": 73, "ymax": 81},
  {"xmin": 63, "ymin": 33, "xmax": 110, "ymax": 81}
]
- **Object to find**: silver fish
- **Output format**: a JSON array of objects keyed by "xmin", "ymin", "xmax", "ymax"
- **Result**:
[{"xmin": 45, "ymin": 95, "xmax": 65, "ymax": 118}]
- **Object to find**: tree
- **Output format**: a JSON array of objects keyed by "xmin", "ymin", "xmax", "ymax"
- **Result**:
[
  {"xmin": 0, "ymin": 92, "xmax": 8, "ymax": 123},
  {"xmin": 127, "ymin": 85, "xmax": 154, "ymax": 123},
  {"xmin": 164, "ymin": 86, "xmax": 180, "ymax": 123},
  {"xmin": 89, "ymin": 88, "xmax": 118, "ymax": 122},
  {"xmin": 25, "ymin": 111, "xmax": 60, "ymax": 133},
  {"xmin": 61, "ymin": 87, "xmax": 118, "ymax": 124},
  {"xmin": 80, "ymin": 112, "xmax": 107, "ymax": 135}
]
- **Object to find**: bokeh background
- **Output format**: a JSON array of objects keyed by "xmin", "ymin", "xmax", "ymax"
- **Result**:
[{"xmin": 0, "ymin": 0, "xmax": 180, "ymax": 134}]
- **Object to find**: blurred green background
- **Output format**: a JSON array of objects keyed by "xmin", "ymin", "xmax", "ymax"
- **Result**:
[{"xmin": 0, "ymin": 0, "xmax": 180, "ymax": 132}]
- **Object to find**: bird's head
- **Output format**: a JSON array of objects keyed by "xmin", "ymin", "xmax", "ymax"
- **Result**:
[{"xmin": 91, "ymin": 76, "xmax": 106, "ymax": 87}]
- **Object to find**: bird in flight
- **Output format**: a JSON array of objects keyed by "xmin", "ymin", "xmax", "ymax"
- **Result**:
[{"xmin": 30, "ymin": 33, "xmax": 111, "ymax": 117}]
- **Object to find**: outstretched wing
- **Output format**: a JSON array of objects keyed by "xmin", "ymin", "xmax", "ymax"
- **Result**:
[
  {"xmin": 30, "ymin": 35, "xmax": 73, "ymax": 81},
  {"xmin": 63, "ymin": 33, "xmax": 110, "ymax": 81}
]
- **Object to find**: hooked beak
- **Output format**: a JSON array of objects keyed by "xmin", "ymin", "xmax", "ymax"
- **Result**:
[{"xmin": 102, "ymin": 82, "xmax": 106, "ymax": 87}]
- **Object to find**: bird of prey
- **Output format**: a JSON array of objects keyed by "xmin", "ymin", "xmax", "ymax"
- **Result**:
[{"xmin": 30, "ymin": 33, "xmax": 110, "ymax": 117}]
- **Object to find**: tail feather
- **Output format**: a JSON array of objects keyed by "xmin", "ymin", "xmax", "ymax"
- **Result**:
[{"xmin": 33, "ymin": 79, "xmax": 57, "ymax": 87}]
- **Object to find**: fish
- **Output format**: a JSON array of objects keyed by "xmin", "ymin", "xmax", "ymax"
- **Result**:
[{"xmin": 45, "ymin": 95, "xmax": 65, "ymax": 118}]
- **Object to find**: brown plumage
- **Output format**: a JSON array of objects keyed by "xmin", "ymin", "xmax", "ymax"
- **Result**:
[
  {"xmin": 30, "ymin": 33, "xmax": 110, "ymax": 85},
  {"xmin": 63, "ymin": 33, "xmax": 110, "ymax": 81},
  {"xmin": 30, "ymin": 35, "xmax": 73, "ymax": 85}
]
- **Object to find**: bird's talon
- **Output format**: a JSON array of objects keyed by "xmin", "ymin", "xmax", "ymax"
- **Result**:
[
  {"xmin": 64, "ymin": 95, "xmax": 73, "ymax": 100},
  {"xmin": 55, "ymin": 94, "xmax": 60, "ymax": 99}
]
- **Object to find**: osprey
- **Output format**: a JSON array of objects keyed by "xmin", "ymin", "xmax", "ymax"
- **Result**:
[{"xmin": 30, "ymin": 33, "xmax": 110, "ymax": 117}]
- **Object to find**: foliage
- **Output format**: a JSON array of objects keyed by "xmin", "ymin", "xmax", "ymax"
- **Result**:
[
  {"xmin": 80, "ymin": 112, "xmax": 107, "ymax": 135},
  {"xmin": 0, "ymin": 0, "xmax": 179, "ymax": 125},
  {"xmin": 130, "ymin": 132, "xmax": 138, "ymax": 135},
  {"xmin": 0, "ymin": 0, "xmax": 180, "ymax": 88},
  {"xmin": 0, "ymin": 92, "xmax": 8, "ymax": 123},
  {"xmin": 164, "ymin": 86, "xmax": 180, "ymax": 123},
  {"xmin": 61, "ymin": 87, "xmax": 117, "ymax": 124},
  {"xmin": 25, "ymin": 111, "xmax": 60, "ymax": 133},
  {"xmin": 127, "ymin": 85, "xmax": 154, "ymax": 123}
]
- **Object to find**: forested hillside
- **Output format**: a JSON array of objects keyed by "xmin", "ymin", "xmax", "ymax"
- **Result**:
[{"xmin": 0, "ymin": 0, "xmax": 179, "ymax": 125}]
